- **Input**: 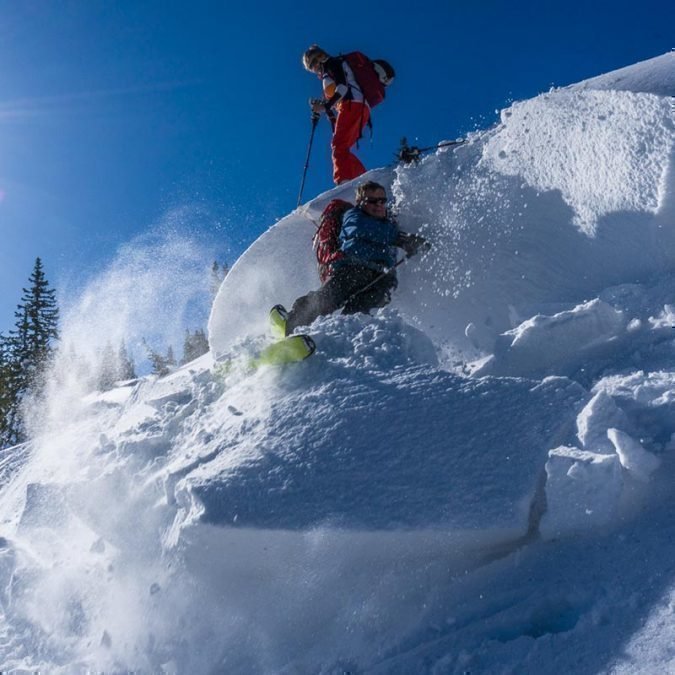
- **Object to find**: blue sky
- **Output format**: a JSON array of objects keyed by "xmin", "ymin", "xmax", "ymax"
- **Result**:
[{"xmin": 0, "ymin": 0, "xmax": 672, "ymax": 335}]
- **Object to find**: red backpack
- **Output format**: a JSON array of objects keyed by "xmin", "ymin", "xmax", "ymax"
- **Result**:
[
  {"xmin": 312, "ymin": 199, "xmax": 353, "ymax": 283},
  {"xmin": 343, "ymin": 52, "xmax": 395, "ymax": 108}
]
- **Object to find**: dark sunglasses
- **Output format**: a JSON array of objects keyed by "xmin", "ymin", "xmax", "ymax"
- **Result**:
[{"xmin": 363, "ymin": 197, "xmax": 388, "ymax": 205}]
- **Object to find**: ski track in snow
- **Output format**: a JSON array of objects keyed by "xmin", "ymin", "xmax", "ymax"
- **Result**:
[{"xmin": 1, "ymin": 52, "xmax": 675, "ymax": 673}]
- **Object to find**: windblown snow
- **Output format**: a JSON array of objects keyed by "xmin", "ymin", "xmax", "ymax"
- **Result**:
[{"xmin": 1, "ymin": 52, "xmax": 674, "ymax": 673}]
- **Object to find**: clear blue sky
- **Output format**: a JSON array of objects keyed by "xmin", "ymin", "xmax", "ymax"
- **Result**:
[{"xmin": 0, "ymin": 0, "xmax": 672, "ymax": 335}]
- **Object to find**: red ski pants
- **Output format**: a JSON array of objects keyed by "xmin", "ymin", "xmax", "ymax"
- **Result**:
[{"xmin": 331, "ymin": 100, "xmax": 370, "ymax": 185}]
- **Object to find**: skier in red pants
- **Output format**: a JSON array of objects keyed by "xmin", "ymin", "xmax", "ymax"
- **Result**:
[{"xmin": 303, "ymin": 45, "xmax": 370, "ymax": 185}]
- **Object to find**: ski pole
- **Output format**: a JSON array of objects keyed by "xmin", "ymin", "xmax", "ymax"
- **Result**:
[
  {"xmin": 397, "ymin": 137, "xmax": 466, "ymax": 165},
  {"xmin": 297, "ymin": 114, "xmax": 320, "ymax": 208}
]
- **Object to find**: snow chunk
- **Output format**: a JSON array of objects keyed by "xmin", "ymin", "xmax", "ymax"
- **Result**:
[
  {"xmin": 649, "ymin": 304, "xmax": 675, "ymax": 329},
  {"xmin": 477, "ymin": 299, "xmax": 625, "ymax": 377},
  {"xmin": 305, "ymin": 309, "xmax": 439, "ymax": 370},
  {"xmin": 82, "ymin": 385, "xmax": 134, "ymax": 408},
  {"xmin": 593, "ymin": 371, "xmax": 675, "ymax": 445},
  {"xmin": 485, "ymin": 89, "xmax": 673, "ymax": 233},
  {"xmin": 607, "ymin": 428, "xmax": 661, "ymax": 482},
  {"xmin": 540, "ymin": 446, "xmax": 623, "ymax": 540},
  {"xmin": 576, "ymin": 391, "xmax": 631, "ymax": 454}
]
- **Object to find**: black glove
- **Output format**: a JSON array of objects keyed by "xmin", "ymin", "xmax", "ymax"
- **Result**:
[
  {"xmin": 396, "ymin": 232, "xmax": 430, "ymax": 258},
  {"xmin": 309, "ymin": 98, "xmax": 325, "ymax": 120}
]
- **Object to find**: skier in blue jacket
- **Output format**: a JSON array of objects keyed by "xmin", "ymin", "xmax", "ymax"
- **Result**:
[{"xmin": 272, "ymin": 181, "xmax": 427, "ymax": 336}]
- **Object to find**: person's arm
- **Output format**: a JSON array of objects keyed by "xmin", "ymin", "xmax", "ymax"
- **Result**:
[
  {"xmin": 395, "ymin": 231, "xmax": 431, "ymax": 257},
  {"xmin": 321, "ymin": 59, "xmax": 349, "ymax": 112},
  {"xmin": 342, "ymin": 210, "xmax": 399, "ymax": 246},
  {"xmin": 322, "ymin": 76, "xmax": 344, "ymax": 111},
  {"xmin": 309, "ymin": 74, "xmax": 341, "ymax": 116}
]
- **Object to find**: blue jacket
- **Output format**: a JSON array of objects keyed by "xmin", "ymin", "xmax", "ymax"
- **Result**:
[{"xmin": 337, "ymin": 207, "xmax": 399, "ymax": 271}]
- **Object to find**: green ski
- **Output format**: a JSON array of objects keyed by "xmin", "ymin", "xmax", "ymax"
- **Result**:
[
  {"xmin": 269, "ymin": 304, "xmax": 289, "ymax": 339},
  {"xmin": 212, "ymin": 305, "xmax": 316, "ymax": 376},
  {"xmin": 257, "ymin": 305, "xmax": 316, "ymax": 365},
  {"xmin": 252, "ymin": 334, "xmax": 316, "ymax": 367}
]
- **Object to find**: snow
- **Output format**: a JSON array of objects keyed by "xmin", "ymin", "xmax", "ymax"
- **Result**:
[
  {"xmin": 1, "ymin": 52, "xmax": 675, "ymax": 672},
  {"xmin": 167, "ymin": 315, "xmax": 583, "ymax": 536},
  {"xmin": 475, "ymin": 298, "xmax": 627, "ymax": 378},
  {"xmin": 576, "ymin": 390, "xmax": 632, "ymax": 454},
  {"xmin": 571, "ymin": 51, "xmax": 675, "ymax": 97},
  {"xmin": 607, "ymin": 427, "xmax": 661, "ymax": 483},
  {"xmin": 484, "ymin": 88, "xmax": 672, "ymax": 233},
  {"xmin": 540, "ymin": 446, "xmax": 623, "ymax": 539}
]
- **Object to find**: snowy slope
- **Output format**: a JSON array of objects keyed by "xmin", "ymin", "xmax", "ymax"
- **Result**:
[
  {"xmin": 0, "ymin": 53, "xmax": 674, "ymax": 673},
  {"xmin": 209, "ymin": 52, "xmax": 674, "ymax": 359},
  {"xmin": 570, "ymin": 51, "xmax": 675, "ymax": 96}
]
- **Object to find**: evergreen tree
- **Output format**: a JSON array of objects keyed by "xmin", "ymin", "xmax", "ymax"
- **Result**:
[
  {"xmin": 210, "ymin": 260, "xmax": 228, "ymax": 298},
  {"xmin": 182, "ymin": 329, "xmax": 194, "ymax": 365},
  {"xmin": 181, "ymin": 328, "xmax": 209, "ymax": 364},
  {"xmin": 0, "ymin": 337, "xmax": 12, "ymax": 443},
  {"xmin": 195, "ymin": 329, "xmax": 209, "ymax": 356},
  {"xmin": 94, "ymin": 341, "xmax": 137, "ymax": 390},
  {"xmin": 11, "ymin": 258, "xmax": 59, "ymax": 376},
  {"xmin": 1, "ymin": 258, "xmax": 60, "ymax": 446},
  {"xmin": 66, "ymin": 343, "xmax": 94, "ymax": 386},
  {"xmin": 96, "ymin": 342, "xmax": 118, "ymax": 391},
  {"xmin": 143, "ymin": 339, "xmax": 174, "ymax": 377},
  {"xmin": 117, "ymin": 341, "xmax": 137, "ymax": 381}
]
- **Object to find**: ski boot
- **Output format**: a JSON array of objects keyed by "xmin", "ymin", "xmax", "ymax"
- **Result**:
[{"xmin": 269, "ymin": 304, "xmax": 289, "ymax": 339}]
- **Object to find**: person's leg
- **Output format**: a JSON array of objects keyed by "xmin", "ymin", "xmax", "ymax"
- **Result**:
[
  {"xmin": 342, "ymin": 272, "xmax": 398, "ymax": 315},
  {"xmin": 285, "ymin": 266, "xmax": 372, "ymax": 334},
  {"xmin": 331, "ymin": 102, "xmax": 370, "ymax": 184},
  {"xmin": 285, "ymin": 290, "xmax": 324, "ymax": 335}
]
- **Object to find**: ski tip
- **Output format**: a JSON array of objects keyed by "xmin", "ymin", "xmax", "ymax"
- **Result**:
[
  {"xmin": 271, "ymin": 304, "xmax": 289, "ymax": 317},
  {"xmin": 300, "ymin": 334, "xmax": 316, "ymax": 358},
  {"xmin": 254, "ymin": 333, "xmax": 317, "ymax": 367},
  {"xmin": 269, "ymin": 304, "xmax": 289, "ymax": 340}
]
